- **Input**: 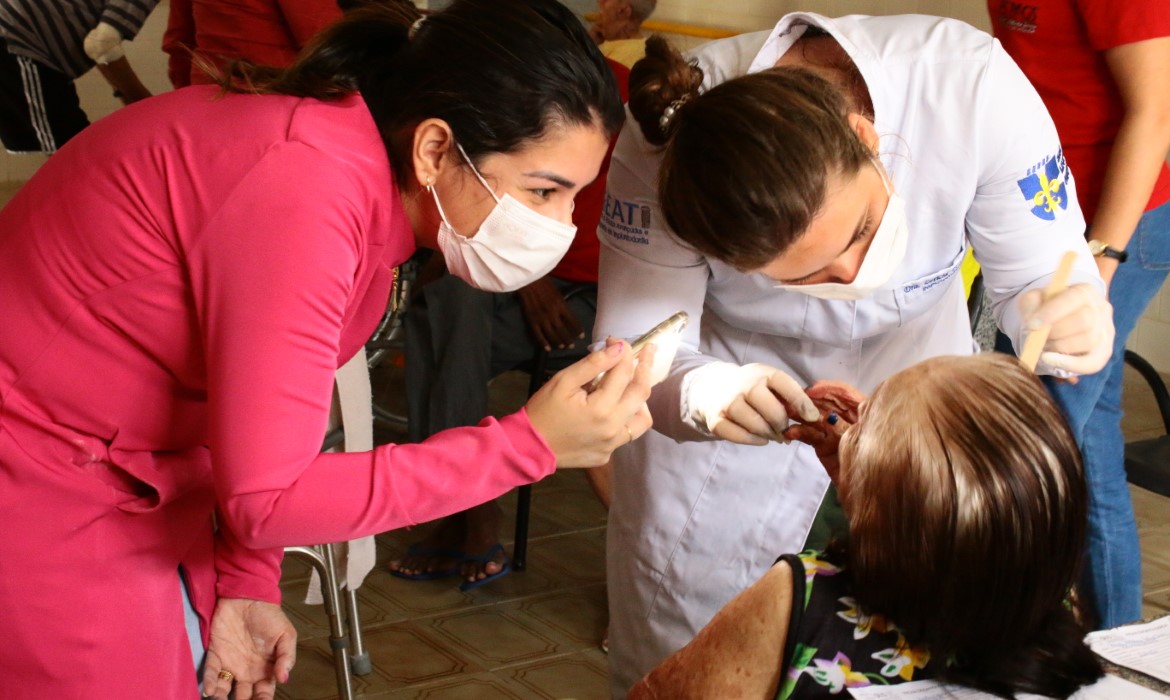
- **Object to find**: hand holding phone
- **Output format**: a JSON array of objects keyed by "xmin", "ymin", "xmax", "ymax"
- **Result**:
[
  {"xmin": 590, "ymin": 311, "xmax": 688, "ymax": 390},
  {"xmin": 631, "ymin": 311, "xmax": 688, "ymax": 356}
]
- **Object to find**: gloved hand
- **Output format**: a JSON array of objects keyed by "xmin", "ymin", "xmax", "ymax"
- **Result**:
[
  {"xmin": 83, "ymin": 22, "xmax": 124, "ymax": 65},
  {"xmin": 682, "ymin": 361, "xmax": 820, "ymax": 445},
  {"xmin": 1019, "ymin": 283, "xmax": 1115, "ymax": 376}
]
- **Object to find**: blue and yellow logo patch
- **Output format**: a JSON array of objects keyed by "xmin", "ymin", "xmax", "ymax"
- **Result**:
[{"xmin": 1017, "ymin": 151, "xmax": 1070, "ymax": 221}]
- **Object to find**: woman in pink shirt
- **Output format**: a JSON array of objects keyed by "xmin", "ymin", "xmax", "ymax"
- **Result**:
[{"xmin": 0, "ymin": 2, "xmax": 644, "ymax": 698}]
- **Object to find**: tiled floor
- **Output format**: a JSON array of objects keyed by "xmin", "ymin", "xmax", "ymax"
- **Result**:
[
  {"xmin": 278, "ymin": 368, "xmax": 613, "ymax": 699},
  {"xmin": 1, "ymin": 181, "xmax": 1167, "ymax": 699}
]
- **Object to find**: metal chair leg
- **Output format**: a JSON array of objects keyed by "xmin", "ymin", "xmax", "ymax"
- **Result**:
[
  {"xmin": 285, "ymin": 545, "xmax": 355, "ymax": 700},
  {"xmin": 344, "ymin": 587, "xmax": 371, "ymax": 675}
]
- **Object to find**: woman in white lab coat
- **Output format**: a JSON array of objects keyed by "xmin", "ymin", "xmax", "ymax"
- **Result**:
[{"xmin": 594, "ymin": 13, "xmax": 1115, "ymax": 696}]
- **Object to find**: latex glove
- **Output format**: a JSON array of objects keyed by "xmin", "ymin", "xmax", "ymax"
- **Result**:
[
  {"xmin": 83, "ymin": 22, "xmax": 125, "ymax": 65},
  {"xmin": 527, "ymin": 339, "xmax": 655, "ymax": 467},
  {"xmin": 682, "ymin": 362, "xmax": 820, "ymax": 445},
  {"xmin": 201, "ymin": 598, "xmax": 297, "ymax": 700},
  {"xmin": 1019, "ymin": 283, "xmax": 1115, "ymax": 376}
]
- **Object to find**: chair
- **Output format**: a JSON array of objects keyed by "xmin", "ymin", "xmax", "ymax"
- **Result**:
[
  {"xmin": 360, "ymin": 270, "xmax": 594, "ymax": 574},
  {"xmin": 1122, "ymin": 349, "xmax": 1170, "ymax": 497}
]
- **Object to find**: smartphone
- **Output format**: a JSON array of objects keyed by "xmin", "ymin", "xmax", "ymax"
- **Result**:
[
  {"xmin": 631, "ymin": 311, "xmax": 689, "ymax": 355},
  {"xmin": 589, "ymin": 311, "xmax": 689, "ymax": 390}
]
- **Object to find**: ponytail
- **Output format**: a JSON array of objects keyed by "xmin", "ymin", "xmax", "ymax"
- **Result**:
[
  {"xmin": 628, "ymin": 35, "xmax": 703, "ymax": 146},
  {"xmin": 211, "ymin": 4, "xmax": 419, "ymax": 99}
]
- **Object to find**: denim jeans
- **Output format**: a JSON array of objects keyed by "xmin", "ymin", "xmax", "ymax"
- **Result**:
[
  {"xmin": 181, "ymin": 569, "xmax": 206, "ymax": 680},
  {"xmin": 1046, "ymin": 199, "xmax": 1170, "ymax": 628}
]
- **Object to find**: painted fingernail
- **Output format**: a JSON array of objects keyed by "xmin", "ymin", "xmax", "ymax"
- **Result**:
[{"xmin": 606, "ymin": 340, "xmax": 625, "ymax": 356}]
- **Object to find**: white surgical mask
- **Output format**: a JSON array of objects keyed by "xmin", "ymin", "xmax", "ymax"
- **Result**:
[
  {"xmin": 775, "ymin": 161, "xmax": 908, "ymax": 301},
  {"xmin": 430, "ymin": 143, "xmax": 576, "ymax": 292}
]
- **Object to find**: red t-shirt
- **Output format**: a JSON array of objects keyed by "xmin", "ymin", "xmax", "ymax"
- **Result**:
[
  {"xmin": 988, "ymin": 0, "xmax": 1170, "ymax": 221},
  {"xmin": 164, "ymin": 0, "xmax": 343, "ymax": 87},
  {"xmin": 550, "ymin": 58, "xmax": 631, "ymax": 283}
]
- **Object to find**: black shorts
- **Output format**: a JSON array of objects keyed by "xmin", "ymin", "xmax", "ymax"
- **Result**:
[{"xmin": 0, "ymin": 38, "xmax": 89, "ymax": 153}]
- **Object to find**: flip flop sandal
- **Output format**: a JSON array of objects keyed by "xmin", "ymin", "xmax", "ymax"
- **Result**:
[
  {"xmin": 458, "ymin": 543, "xmax": 512, "ymax": 591},
  {"xmin": 389, "ymin": 543, "xmax": 464, "ymax": 581}
]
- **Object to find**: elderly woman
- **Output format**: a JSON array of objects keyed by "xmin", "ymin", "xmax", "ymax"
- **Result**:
[{"xmin": 630, "ymin": 354, "xmax": 1103, "ymax": 699}]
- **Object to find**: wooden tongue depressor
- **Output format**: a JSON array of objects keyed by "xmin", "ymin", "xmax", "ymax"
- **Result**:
[{"xmin": 1019, "ymin": 250, "xmax": 1079, "ymax": 372}]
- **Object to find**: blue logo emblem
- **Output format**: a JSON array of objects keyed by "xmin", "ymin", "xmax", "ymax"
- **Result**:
[
  {"xmin": 600, "ymin": 194, "xmax": 651, "ymax": 245},
  {"xmin": 1017, "ymin": 152, "xmax": 1069, "ymax": 221}
]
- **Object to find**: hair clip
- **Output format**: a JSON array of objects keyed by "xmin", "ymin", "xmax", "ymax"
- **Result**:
[
  {"xmin": 658, "ymin": 95, "xmax": 690, "ymax": 134},
  {"xmin": 409, "ymin": 16, "xmax": 426, "ymax": 39}
]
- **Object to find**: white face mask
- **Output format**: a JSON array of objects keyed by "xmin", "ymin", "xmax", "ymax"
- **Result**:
[
  {"xmin": 775, "ymin": 162, "xmax": 909, "ymax": 301},
  {"xmin": 430, "ymin": 143, "xmax": 576, "ymax": 293}
]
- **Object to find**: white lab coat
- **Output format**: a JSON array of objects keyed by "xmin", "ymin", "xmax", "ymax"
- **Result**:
[{"xmin": 594, "ymin": 13, "xmax": 1103, "ymax": 696}]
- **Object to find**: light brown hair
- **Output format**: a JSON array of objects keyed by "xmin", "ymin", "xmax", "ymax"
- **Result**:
[
  {"xmin": 838, "ymin": 354, "xmax": 1101, "ymax": 697},
  {"xmin": 628, "ymin": 35, "xmax": 872, "ymax": 270}
]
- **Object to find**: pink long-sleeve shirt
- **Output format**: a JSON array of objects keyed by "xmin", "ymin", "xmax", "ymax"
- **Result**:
[{"xmin": 0, "ymin": 87, "xmax": 555, "ymax": 697}]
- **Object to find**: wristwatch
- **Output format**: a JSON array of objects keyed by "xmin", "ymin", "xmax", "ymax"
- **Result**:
[{"xmin": 1087, "ymin": 239, "xmax": 1128, "ymax": 263}]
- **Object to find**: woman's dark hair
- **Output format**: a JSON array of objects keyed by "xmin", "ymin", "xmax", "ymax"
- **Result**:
[
  {"xmin": 628, "ymin": 35, "xmax": 872, "ymax": 270},
  {"xmin": 837, "ymin": 354, "xmax": 1103, "ymax": 698},
  {"xmin": 215, "ymin": 0, "xmax": 624, "ymax": 187}
]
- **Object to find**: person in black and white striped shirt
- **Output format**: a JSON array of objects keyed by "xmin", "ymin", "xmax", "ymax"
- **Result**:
[{"xmin": 0, "ymin": 0, "xmax": 159, "ymax": 153}]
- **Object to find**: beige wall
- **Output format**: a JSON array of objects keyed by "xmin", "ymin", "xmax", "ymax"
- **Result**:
[
  {"xmin": 6, "ymin": 0, "xmax": 1170, "ymax": 370},
  {"xmin": 650, "ymin": 0, "xmax": 990, "ymax": 34}
]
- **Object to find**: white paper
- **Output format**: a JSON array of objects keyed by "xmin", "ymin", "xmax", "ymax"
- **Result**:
[
  {"xmin": 305, "ymin": 348, "xmax": 376, "ymax": 605},
  {"xmin": 848, "ymin": 674, "xmax": 1166, "ymax": 699},
  {"xmin": 1086, "ymin": 615, "xmax": 1170, "ymax": 684}
]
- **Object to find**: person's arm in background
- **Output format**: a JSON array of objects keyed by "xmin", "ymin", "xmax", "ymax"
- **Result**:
[
  {"xmin": 1085, "ymin": 35, "xmax": 1170, "ymax": 287},
  {"xmin": 84, "ymin": 2, "xmax": 163, "ymax": 100},
  {"xmin": 276, "ymin": 0, "xmax": 343, "ymax": 50},
  {"xmin": 964, "ymin": 41, "xmax": 1111, "ymax": 376},
  {"xmin": 97, "ymin": 58, "xmax": 152, "ymax": 104},
  {"xmin": 162, "ymin": 0, "xmax": 196, "ymax": 89},
  {"xmin": 629, "ymin": 559, "xmax": 794, "ymax": 699}
]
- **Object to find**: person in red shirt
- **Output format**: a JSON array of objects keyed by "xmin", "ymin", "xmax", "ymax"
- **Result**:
[
  {"xmin": 163, "ymin": 0, "xmax": 343, "ymax": 88},
  {"xmin": 988, "ymin": 0, "xmax": 1170, "ymax": 629},
  {"xmin": 390, "ymin": 57, "xmax": 630, "ymax": 592}
]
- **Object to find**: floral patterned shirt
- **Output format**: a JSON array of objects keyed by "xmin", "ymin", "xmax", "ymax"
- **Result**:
[{"xmin": 776, "ymin": 550, "xmax": 941, "ymax": 699}]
